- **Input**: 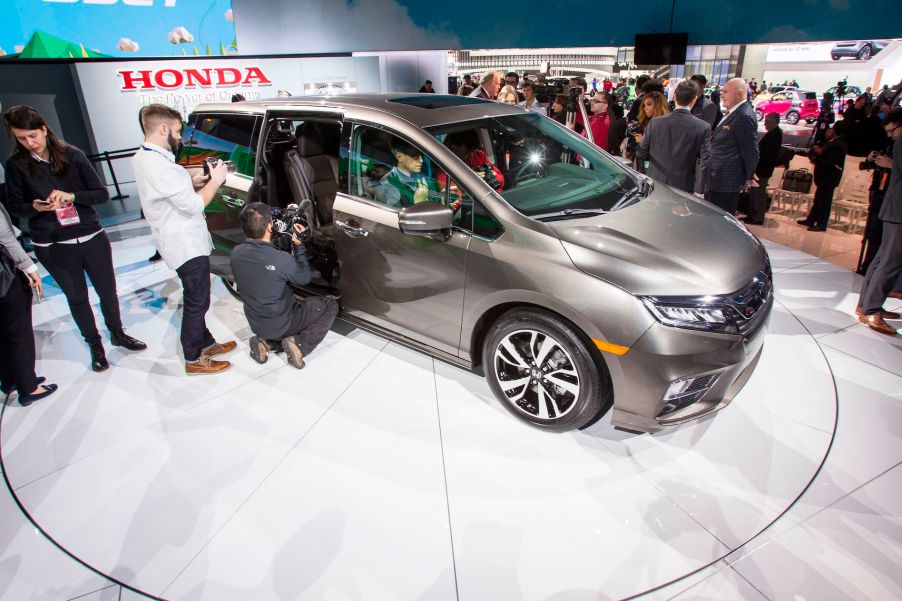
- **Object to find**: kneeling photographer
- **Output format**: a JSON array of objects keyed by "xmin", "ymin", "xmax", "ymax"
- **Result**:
[{"xmin": 230, "ymin": 203, "xmax": 338, "ymax": 369}]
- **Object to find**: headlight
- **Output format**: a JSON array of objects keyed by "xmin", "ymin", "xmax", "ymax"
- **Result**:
[{"xmin": 640, "ymin": 297, "xmax": 738, "ymax": 333}]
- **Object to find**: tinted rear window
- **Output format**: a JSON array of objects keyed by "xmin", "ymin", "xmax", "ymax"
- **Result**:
[{"xmin": 803, "ymin": 92, "xmax": 817, "ymax": 100}]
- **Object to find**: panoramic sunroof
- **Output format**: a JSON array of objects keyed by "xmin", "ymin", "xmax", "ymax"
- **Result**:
[{"xmin": 387, "ymin": 95, "xmax": 493, "ymax": 109}]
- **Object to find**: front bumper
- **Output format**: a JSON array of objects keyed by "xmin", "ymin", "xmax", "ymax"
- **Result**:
[{"xmin": 609, "ymin": 295, "xmax": 772, "ymax": 433}]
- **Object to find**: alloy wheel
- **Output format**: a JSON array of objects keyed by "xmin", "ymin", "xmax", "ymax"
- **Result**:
[{"xmin": 493, "ymin": 329, "xmax": 581, "ymax": 421}]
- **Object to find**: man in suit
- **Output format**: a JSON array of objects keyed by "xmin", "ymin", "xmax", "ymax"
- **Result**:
[
  {"xmin": 705, "ymin": 78, "xmax": 760, "ymax": 215},
  {"xmin": 798, "ymin": 121, "xmax": 847, "ymax": 231},
  {"xmin": 745, "ymin": 112, "xmax": 783, "ymax": 224},
  {"xmin": 857, "ymin": 108, "xmax": 902, "ymax": 335},
  {"xmin": 690, "ymin": 74, "xmax": 719, "ymax": 128},
  {"xmin": 637, "ymin": 80, "xmax": 710, "ymax": 194},
  {"xmin": 469, "ymin": 71, "xmax": 501, "ymax": 100}
]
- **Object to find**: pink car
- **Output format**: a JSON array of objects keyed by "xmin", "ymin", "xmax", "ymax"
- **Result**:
[{"xmin": 754, "ymin": 90, "xmax": 819, "ymax": 125}]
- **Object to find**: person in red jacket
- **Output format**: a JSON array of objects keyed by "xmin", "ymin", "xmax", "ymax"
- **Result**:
[{"xmin": 439, "ymin": 130, "xmax": 504, "ymax": 209}]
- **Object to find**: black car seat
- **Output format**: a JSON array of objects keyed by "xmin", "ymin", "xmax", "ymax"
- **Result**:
[{"xmin": 283, "ymin": 122, "xmax": 338, "ymax": 227}]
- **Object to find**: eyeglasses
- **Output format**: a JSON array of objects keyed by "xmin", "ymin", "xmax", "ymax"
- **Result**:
[{"xmin": 886, "ymin": 124, "xmax": 900, "ymax": 135}]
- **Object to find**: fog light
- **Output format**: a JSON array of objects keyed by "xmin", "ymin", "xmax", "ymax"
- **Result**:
[{"xmin": 659, "ymin": 372, "xmax": 722, "ymax": 417}]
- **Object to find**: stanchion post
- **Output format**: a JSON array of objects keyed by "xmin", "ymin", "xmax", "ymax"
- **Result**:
[{"xmin": 105, "ymin": 151, "xmax": 129, "ymax": 201}]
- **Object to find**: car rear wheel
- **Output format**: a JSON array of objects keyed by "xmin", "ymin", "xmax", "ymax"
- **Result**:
[
  {"xmin": 755, "ymin": 109, "xmax": 764, "ymax": 121},
  {"xmin": 785, "ymin": 111, "xmax": 800, "ymax": 125},
  {"xmin": 483, "ymin": 309, "xmax": 612, "ymax": 432},
  {"xmin": 858, "ymin": 45, "xmax": 872, "ymax": 60},
  {"xmin": 831, "ymin": 55, "xmax": 840, "ymax": 61}
]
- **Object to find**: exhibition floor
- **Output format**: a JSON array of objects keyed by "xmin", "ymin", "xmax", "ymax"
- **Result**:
[{"xmin": 1, "ymin": 220, "xmax": 901, "ymax": 600}]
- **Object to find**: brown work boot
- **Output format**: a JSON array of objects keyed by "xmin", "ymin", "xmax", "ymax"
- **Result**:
[
  {"xmin": 281, "ymin": 336, "xmax": 306, "ymax": 369},
  {"xmin": 858, "ymin": 313, "xmax": 898, "ymax": 336},
  {"xmin": 202, "ymin": 340, "xmax": 237, "ymax": 357},
  {"xmin": 248, "ymin": 336, "xmax": 270, "ymax": 364},
  {"xmin": 185, "ymin": 355, "xmax": 232, "ymax": 375},
  {"xmin": 855, "ymin": 306, "xmax": 901, "ymax": 320}
]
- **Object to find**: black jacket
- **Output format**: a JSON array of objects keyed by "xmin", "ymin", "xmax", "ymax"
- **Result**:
[
  {"xmin": 4, "ymin": 146, "xmax": 108, "ymax": 243},
  {"xmin": 755, "ymin": 126, "xmax": 783, "ymax": 179},
  {"xmin": 230, "ymin": 239, "xmax": 313, "ymax": 340},
  {"xmin": 812, "ymin": 135, "xmax": 847, "ymax": 188},
  {"xmin": 879, "ymin": 135, "xmax": 902, "ymax": 224}
]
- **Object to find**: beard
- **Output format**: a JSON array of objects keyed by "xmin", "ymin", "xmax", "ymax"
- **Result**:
[{"xmin": 167, "ymin": 133, "xmax": 183, "ymax": 159}]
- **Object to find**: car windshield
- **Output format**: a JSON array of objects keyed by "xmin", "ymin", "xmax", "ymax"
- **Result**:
[{"xmin": 426, "ymin": 113, "xmax": 637, "ymax": 219}]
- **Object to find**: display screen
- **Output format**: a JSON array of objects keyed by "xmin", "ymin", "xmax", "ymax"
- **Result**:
[
  {"xmin": 0, "ymin": 0, "xmax": 237, "ymax": 58},
  {"xmin": 634, "ymin": 33, "xmax": 689, "ymax": 66}
]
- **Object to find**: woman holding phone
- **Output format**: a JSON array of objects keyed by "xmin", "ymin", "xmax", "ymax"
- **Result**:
[
  {"xmin": 3, "ymin": 106, "xmax": 146, "ymax": 372},
  {"xmin": 0, "ymin": 203, "xmax": 56, "ymax": 404}
]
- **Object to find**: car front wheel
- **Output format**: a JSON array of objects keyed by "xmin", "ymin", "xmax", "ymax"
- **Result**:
[
  {"xmin": 483, "ymin": 309, "xmax": 612, "ymax": 432},
  {"xmin": 785, "ymin": 111, "xmax": 800, "ymax": 125},
  {"xmin": 858, "ymin": 46, "xmax": 872, "ymax": 60}
]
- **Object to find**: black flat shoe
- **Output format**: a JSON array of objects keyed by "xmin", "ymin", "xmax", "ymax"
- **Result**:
[
  {"xmin": 796, "ymin": 219, "xmax": 814, "ymax": 226},
  {"xmin": 90, "ymin": 342, "xmax": 110, "ymax": 372},
  {"xmin": 19, "ymin": 383, "xmax": 58, "ymax": 406},
  {"xmin": 148, "ymin": 250, "xmax": 162, "ymax": 263},
  {"xmin": 2, "ymin": 376, "xmax": 45, "ymax": 395},
  {"xmin": 111, "ymin": 330, "xmax": 147, "ymax": 351},
  {"xmin": 807, "ymin": 226, "xmax": 827, "ymax": 232}
]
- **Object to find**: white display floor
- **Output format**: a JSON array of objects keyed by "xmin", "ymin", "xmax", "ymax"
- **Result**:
[{"xmin": 1, "ymin": 221, "xmax": 900, "ymax": 600}]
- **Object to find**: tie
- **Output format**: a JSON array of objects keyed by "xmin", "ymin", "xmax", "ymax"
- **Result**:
[{"xmin": 723, "ymin": 109, "xmax": 730, "ymax": 119}]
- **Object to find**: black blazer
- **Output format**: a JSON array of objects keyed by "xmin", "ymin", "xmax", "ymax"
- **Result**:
[
  {"xmin": 756, "ymin": 127, "xmax": 783, "ymax": 179},
  {"xmin": 637, "ymin": 109, "xmax": 710, "ymax": 194}
]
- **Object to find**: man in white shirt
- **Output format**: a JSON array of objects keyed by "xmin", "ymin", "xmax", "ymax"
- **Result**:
[
  {"xmin": 132, "ymin": 104, "xmax": 236, "ymax": 375},
  {"xmin": 517, "ymin": 82, "xmax": 546, "ymax": 115}
]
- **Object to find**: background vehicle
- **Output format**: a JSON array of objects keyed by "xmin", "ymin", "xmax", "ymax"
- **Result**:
[
  {"xmin": 830, "ymin": 40, "xmax": 888, "ymax": 61},
  {"xmin": 753, "ymin": 85, "xmax": 798, "ymax": 103},
  {"xmin": 755, "ymin": 90, "xmax": 819, "ymax": 124},
  {"xmin": 186, "ymin": 94, "xmax": 772, "ymax": 434}
]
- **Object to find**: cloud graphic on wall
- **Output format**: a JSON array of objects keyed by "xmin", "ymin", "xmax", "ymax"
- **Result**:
[
  {"xmin": 236, "ymin": 0, "xmax": 460, "ymax": 54},
  {"xmin": 117, "ymin": 38, "xmax": 140, "ymax": 52},
  {"xmin": 225, "ymin": 9, "xmax": 234, "ymax": 22},
  {"xmin": 167, "ymin": 26, "xmax": 194, "ymax": 45}
]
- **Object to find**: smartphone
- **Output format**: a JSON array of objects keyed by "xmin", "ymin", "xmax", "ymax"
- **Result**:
[{"xmin": 34, "ymin": 198, "xmax": 53, "ymax": 205}]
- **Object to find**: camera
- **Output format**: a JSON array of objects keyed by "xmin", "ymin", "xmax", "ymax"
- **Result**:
[
  {"xmin": 478, "ymin": 163, "xmax": 501, "ymax": 190},
  {"xmin": 626, "ymin": 120, "xmax": 644, "ymax": 136},
  {"xmin": 860, "ymin": 153, "xmax": 884, "ymax": 170},
  {"xmin": 203, "ymin": 157, "xmax": 236, "ymax": 176},
  {"xmin": 270, "ymin": 202, "xmax": 312, "ymax": 252}
]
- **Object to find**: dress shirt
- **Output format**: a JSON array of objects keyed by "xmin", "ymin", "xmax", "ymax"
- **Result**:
[
  {"xmin": 517, "ymin": 99, "xmax": 546, "ymax": 114},
  {"xmin": 132, "ymin": 141, "xmax": 211, "ymax": 271}
]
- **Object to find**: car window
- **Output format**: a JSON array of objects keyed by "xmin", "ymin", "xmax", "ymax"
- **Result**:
[
  {"xmin": 349, "ymin": 124, "xmax": 451, "ymax": 211},
  {"xmin": 772, "ymin": 93, "xmax": 786, "ymax": 101},
  {"xmin": 182, "ymin": 113, "xmax": 258, "ymax": 177},
  {"xmin": 428, "ymin": 113, "xmax": 636, "ymax": 219}
]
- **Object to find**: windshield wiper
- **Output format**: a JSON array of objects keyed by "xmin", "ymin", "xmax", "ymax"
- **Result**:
[
  {"xmin": 533, "ymin": 208, "xmax": 608, "ymax": 221},
  {"xmin": 610, "ymin": 176, "xmax": 653, "ymax": 212}
]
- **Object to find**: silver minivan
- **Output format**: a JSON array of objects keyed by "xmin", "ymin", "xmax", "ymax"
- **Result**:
[{"xmin": 185, "ymin": 94, "xmax": 772, "ymax": 433}]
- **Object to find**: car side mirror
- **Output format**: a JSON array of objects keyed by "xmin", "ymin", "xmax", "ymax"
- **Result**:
[{"xmin": 398, "ymin": 202, "xmax": 453, "ymax": 241}]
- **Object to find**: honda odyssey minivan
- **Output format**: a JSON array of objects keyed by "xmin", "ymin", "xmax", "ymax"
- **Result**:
[{"xmin": 182, "ymin": 94, "xmax": 772, "ymax": 433}]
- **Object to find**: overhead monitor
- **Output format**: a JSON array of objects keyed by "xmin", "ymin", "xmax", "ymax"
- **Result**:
[{"xmin": 634, "ymin": 33, "xmax": 689, "ymax": 66}]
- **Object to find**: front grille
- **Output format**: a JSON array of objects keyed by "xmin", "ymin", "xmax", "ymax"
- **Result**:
[{"xmin": 724, "ymin": 270, "xmax": 773, "ymax": 336}]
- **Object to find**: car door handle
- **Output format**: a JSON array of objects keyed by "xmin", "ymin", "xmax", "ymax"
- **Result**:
[
  {"xmin": 221, "ymin": 194, "xmax": 244, "ymax": 208},
  {"xmin": 335, "ymin": 219, "xmax": 368, "ymax": 238}
]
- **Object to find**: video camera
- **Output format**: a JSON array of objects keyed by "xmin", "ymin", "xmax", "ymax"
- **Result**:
[{"xmin": 270, "ymin": 201, "xmax": 312, "ymax": 252}]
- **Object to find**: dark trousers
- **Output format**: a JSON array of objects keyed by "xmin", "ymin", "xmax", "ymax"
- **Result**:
[
  {"xmin": 0, "ymin": 274, "xmax": 38, "ymax": 394},
  {"xmin": 176, "ymin": 255, "xmax": 216, "ymax": 362},
  {"xmin": 707, "ymin": 190, "xmax": 740, "ymax": 215},
  {"xmin": 806, "ymin": 184, "xmax": 836, "ymax": 228},
  {"xmin": 859, "ymin": 221, "xmax": 902, "ymax": 314},
  {"xmin": 34, "ymin": 231, "xmax": 122, "ymax": 345},
  {"xmin": 276, "ymin": 297, "xmax": 339, "ymax": 356},
  {"xmin": 747, "ymin": 182, "xmax": 769, "ymax": 222}
]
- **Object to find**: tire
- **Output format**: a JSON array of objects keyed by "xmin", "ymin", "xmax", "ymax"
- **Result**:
[
  {"xmin": 831, "ymin": 55, "xmax": 840, "ymax": 61},
  {"xmin": 483, "ymin": 309, "xmax": 612, "ymax": 432},
  {"xmin": 755, "ymin": 109, "xmax": 764, "ymax": 121},
  {"xmin": 785, "ymin": 111, "xmax": 800, "ymax": 125},
  {"xmin": 858, "ymin": 45, "xmax": 871, "ymax": 60},
  {"xmin": 805, "ymin": 119, "xmax": 815, "ymax": 124}
]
